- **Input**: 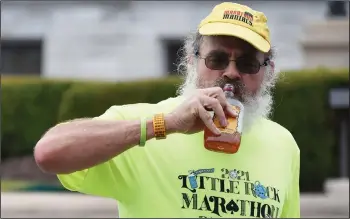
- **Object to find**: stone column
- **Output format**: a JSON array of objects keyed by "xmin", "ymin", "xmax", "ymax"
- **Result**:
[{"xmin": 300, "ymin": 18, "xmax": 349, "ymax": 69}]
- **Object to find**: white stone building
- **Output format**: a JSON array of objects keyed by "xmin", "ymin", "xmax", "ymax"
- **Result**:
[{"xmin": 1, "ymin": 1, "xmax": 349, "ymax": 81}]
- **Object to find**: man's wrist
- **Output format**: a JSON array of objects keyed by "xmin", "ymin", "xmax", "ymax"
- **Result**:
[
  {"xmin": 164, "ymin": 113, "xmax": 177, "ymax": 134},
  {"xmin": 142, "ymin": 113, "xmax": 177, "ymax": 144}
]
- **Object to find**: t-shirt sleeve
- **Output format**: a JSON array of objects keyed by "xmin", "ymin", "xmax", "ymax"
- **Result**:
[
  {"xmin": 280, "ymin": 146, "xmax": 301, "ymax": 218},
  {"xmin": 57, "ymin": 106, "xmax": 136, "ymax": 202}
]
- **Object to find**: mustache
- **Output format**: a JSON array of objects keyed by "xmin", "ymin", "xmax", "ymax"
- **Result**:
[{"xmin": 214, "ymin": 77, "xmax": 246, "ymax": 92}]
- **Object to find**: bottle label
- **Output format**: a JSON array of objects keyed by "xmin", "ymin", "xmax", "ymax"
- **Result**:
[{"xmin": 213, "ymin": 105, "xmax": 242, "ymax": 134}]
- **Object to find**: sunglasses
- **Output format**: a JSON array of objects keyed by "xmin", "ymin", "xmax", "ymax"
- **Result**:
[{"xmin": 195, "ymin": 51, "xmax": 270, "ymax": 74}]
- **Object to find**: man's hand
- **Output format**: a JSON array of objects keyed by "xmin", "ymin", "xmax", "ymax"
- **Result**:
[{"xmin": 165, "ymin": 87, "xmax": 237, "ymax": 135}]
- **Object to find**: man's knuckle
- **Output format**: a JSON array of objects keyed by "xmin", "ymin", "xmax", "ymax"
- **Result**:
[
  {"xmin": 214, "ymin": 87, "xmax": 222, "ymax": 92},
  {"xmin": 212, "ymin": 98, "xmax": 220, "ymax": 106}
]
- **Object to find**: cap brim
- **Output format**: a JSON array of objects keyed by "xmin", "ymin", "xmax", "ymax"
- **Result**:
[{"xmin": 199, "ymin": 22, "xmax": 270, "ymax": 53}]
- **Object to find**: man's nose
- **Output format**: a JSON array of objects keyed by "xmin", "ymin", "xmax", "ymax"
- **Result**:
[{"xmin": 222, "ymin": 61, "xmax": 241, "ymax": 80}]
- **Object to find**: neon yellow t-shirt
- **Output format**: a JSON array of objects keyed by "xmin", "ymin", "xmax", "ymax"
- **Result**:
[{"xmin": 57, "ymin": 96, "xmax": 300, "ymax": 218}]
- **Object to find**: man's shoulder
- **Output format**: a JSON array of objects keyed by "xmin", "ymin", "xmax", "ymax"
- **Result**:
[
  {"xmin": 259, "ymin": 118, "xmax": 300, "ymax": 152},
  {"xmin": 260, "ymin": 118, "xmax": 292, "ymax": 135},
  {"xmin": 98, "ymin": 96, "xmax": 185, "ymax": 120}
]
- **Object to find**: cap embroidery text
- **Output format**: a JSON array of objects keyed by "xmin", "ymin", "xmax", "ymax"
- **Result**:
[{"xmin": 223, "ymin": 10, "xmax": 253, "ymax": 26}]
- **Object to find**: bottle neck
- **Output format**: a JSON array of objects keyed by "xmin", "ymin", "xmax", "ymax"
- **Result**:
[{"xmin": 224, "ymin": 91, "xmax": 235, "ymax": 99}]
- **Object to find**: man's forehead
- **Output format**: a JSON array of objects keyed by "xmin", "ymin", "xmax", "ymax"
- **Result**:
[{"xmin": 202, "ymin": 35, "xmax": 258, "ymax": 55}]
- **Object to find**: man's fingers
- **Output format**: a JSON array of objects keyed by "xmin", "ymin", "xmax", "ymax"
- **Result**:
[
  {"xmin": 199, "ymin": 95, "xmax": 227, "ymax": 127},
  {"xmin": 226, "ymin": 104, "xmax": 239, "ymax": 118},
  {"xmin": 197, "ymin": 105, "xmax": 221, "ymax": 135},
  {"xmin": 199, "ymin": 87, "xmax": 228, "ymax": 109}
]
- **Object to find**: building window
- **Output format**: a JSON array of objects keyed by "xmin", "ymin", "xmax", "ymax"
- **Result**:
[
  {"xmin": 163, "ymin": 39, "xmax": 184, "ymax": 75},
  {"xmin": 1, "ymin": 39, "xmax": 42, "ymax": 75},
  {"xmin": 327, "ymin": 1, "xmax": 348, "ymax": 17}
]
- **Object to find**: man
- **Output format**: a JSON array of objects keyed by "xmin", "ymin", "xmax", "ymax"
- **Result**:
[{"xmin": 34, "ymin": 2, "xmax": 300, "ymax": 218}]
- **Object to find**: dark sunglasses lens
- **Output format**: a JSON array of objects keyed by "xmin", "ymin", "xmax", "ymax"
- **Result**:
[
  {"xmin": 205, "ymin": 53, "xmax": 229, "ymax": 70},
  {"xmin": 236, "ymin": 59, "xmax": 260, "ymax": 74}
]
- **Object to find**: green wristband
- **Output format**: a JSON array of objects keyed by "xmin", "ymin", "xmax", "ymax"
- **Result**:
[{"xmin": 139, "ymin": 117, "xmax": 147, "ymax": 146}]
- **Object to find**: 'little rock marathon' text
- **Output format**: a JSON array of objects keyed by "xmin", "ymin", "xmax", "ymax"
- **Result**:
[{"xmin": 178, "ymin": 168, "xmax": 281, "ymax": 218}]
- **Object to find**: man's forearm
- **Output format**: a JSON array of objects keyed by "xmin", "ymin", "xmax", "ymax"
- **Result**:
[{"xmin": 34, "ymin": 116, "xmax": 176, "ymax": 174}]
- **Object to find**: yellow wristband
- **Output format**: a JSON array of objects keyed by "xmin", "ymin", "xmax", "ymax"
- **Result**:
[{"xmin": 153, "ymin": 113, "xmax": 166, "ymax": 139}]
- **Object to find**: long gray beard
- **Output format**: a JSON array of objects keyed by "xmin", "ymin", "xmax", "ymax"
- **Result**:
[{"xmin": 177, "ymin": 65, "xmax": 277, "ymax": 133}]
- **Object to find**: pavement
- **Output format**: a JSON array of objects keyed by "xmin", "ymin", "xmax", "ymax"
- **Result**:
[{"xmin": 1, "ymin": 178, "xmax": 349, "ymax": 218}]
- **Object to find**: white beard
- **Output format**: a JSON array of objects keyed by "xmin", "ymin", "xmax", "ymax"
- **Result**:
[{"xmin": 177, "ymin": 64, "xmax": 277, "ymax": 133}]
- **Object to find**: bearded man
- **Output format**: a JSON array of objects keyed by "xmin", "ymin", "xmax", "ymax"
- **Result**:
[{"xmin": 34, "ymin": 2, "xmax": 300, "ymax": 218}]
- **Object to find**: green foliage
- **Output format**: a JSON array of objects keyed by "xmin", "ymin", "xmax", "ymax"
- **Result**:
[
  {"xmin": 271, "ymin": 68, "xmax": 349, "ymax": 192},
  {"xmin": 1, "ymin": 78, "xmax": 72, "ymax": 158},
  {"xmin": 1, "ymin": 69, "xmax": 348, "ymax": 192},
  {"xmin": 57, "ymin": 76, "xmax": 182, "ymax": 121}
]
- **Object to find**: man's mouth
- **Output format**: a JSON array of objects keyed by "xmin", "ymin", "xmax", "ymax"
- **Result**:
[{"xmin": 219, "ymin": 83, "xmax": 243, "ymax": 100}]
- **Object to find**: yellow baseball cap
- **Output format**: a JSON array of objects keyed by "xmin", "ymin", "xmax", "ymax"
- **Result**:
[{"xmin": 198, "ymin": 2, "xmax": 271, "ymax": 52}]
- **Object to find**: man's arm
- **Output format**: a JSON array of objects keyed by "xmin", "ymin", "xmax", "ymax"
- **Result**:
[
  {"xmin": 34, "ymin": 87, "xmax": 232, "ymax": 175},
  {"xmin": 34, "ymin": 116, "xmax": 176, "ymax": 174}
]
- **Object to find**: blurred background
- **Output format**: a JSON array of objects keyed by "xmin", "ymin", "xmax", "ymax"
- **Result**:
[{"xmin": 1, "ymin": 0, "xmax": 349, "ymax": 218}]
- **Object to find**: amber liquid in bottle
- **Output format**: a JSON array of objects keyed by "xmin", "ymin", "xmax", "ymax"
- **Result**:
[{"xmin": 204, "ymin": 84, "xmax": 244, "ymax": 154}]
